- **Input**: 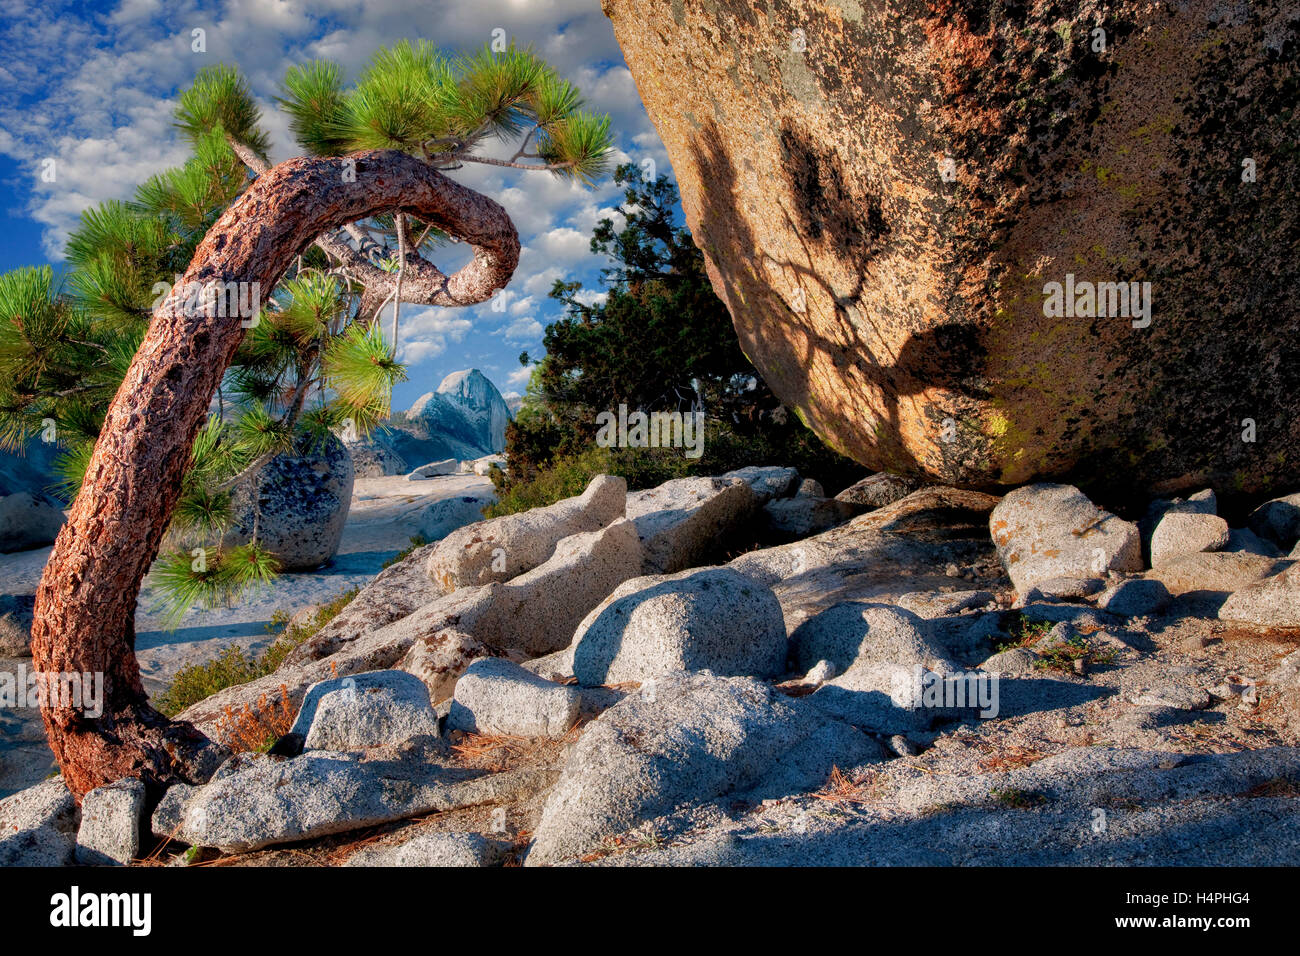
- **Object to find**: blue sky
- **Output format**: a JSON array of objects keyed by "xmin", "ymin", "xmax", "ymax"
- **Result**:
[{"xmin": 0, "ymin": 0, "xmax": 675, "ymax": 409}]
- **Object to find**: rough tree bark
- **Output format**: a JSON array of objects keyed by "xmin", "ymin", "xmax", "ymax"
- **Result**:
[{"xmin": 30, "ymin": 149, "xmax": 519, "ymax": 799}]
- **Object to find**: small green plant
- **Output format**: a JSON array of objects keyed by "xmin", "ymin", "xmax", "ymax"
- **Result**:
[
  {"xmin": 381, "ymin": 534, "xmax": 428, "ymax": 569},
  {"xmin": 994, "ymin": 613, "xmax": 1054, "ymax": 651},
  {"xmin": 483, "ymin": 446, "xmax": 616, "ymax": 517},
  {"xmin": 155, "ymin": 644, "xmax": 264, "ymax": 717},
  {"xmin": 1033, "ymin": 633, "xmax": 1118, "ymax": 673},
  {"xmin": 154, "ymin": 586, "xmax": 358, "ymax": 716},
  {"xmin": 988, "ymin": 787, "xmax": 1047, "ymax": 809}
]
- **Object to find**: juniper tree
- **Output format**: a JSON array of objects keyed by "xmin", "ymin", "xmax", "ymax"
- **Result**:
[{"xmin": 13, "ymin": 40, "xmax": 611, "ymax": 797}]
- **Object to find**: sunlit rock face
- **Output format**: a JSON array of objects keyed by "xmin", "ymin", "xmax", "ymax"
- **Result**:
[{"xmin": 603, "ymin": 0, "xmax": 1300, "ymax": 505}]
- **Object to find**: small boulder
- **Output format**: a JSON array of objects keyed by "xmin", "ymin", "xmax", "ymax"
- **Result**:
[
  {"xmin": 75, "ymin": 778, "xmax": 146, "ymax": 866},
  {"xmin": 1219, "ymin": 565, "xmax": 1300, "ymax": 628},
  {"xmin": 0, "ymin": 778, "xmax": 78, "ymax": 866},
  {"xmin": 789, "ymin": 602, "xmax": 952, "ymax": 674},
  {"xmin": 407, "ymin": 458, "xmax": 460, "ymax": 479},
  {"xmin": 1149, "ymin": 512, "xmax": 1230, "ymax": 568},
  {"xmin": 721, "ymin": 465, "xmax": 800, "ymax": 502},
  {"xmin": 895, "ymin": 589, "xmax": 996, "ymax": 619},
  {"xmin": 795, "ymin": 603, "xmax": 969, "ymax": 733},
  {"xmin": 980, "ymin": 646, "xmax": 1039, "ymax": 676},
  {"xmin": 289, "ymin": 671, "xmax": 440, "ymax": 752},
  {"xmin": 1247, "ymin": 493, "xmax": 1300, "ymax": 550},
  {"xmin": 835, "ymin": 473, "xmax": 925, "ymax": 509},
  {"xmin": 1139, "ymin": 490, "xmax": 1217, "ymax": 553},
  {"xmin": 570, "ymin": 567, "xmax": 787, "ymax": 686},
  {"xmin": 1147, "ymin": 551, "xmax": 1282, "ymax": 596},
  {"xmin": 447, "ymin": 658, "xmax": 581, "ymax": 738},
  {"xmin": 627, "ymin": 476, "xmax": 760, "ymax": 574},
  {"xmin": 1130, "ymin": 685, "xmax": 1211, "ymax": 711},
  {"xmin": 989, "ymin": 483, "xmax": 1141, "ymax": 596},
  {"xmin": 222, "ymin": 434, "xmax": 354, "ymax": 571}
]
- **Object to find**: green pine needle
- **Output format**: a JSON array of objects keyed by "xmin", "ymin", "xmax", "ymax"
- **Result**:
[
  {"xmin": 322, "ymin": 320, "xmax": 407, "ymax": 410},
  {"xmin": 278, "ymin": 60, "xmax": 352, "ymax": 156},
  {"xmin": 174, "ymin": 64, "xmax": 272, "ymax": 159}
]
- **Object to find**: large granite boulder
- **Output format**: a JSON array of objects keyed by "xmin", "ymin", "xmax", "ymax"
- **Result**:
[
  {"xmin": 223, "ymin": 433, "xmax": 354, "ymax": 570},
  {"xmin": 603, "ymin": 0, "xmax": 1300, "ymax": 502},
  {"xmin": 0, "ymin": 437, "xmax": 64, "ymax": 553},
  {"xmin": 0, "ymin": 491, "xmax": 65, "ymax": 553}
]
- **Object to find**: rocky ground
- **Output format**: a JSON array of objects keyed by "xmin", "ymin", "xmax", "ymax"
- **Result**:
[
  {"xmin": 3, "ymin": 469, "xmax": 1299, "ymax": 867},
  {"xmin": 0, "ymin": 472, "xmax": 495, "ymax": 798}
]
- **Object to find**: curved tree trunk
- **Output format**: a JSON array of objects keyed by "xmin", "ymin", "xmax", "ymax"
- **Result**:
[{"xmin": 30, "ymin": 150, "xmax": 519, "ymax": 799}]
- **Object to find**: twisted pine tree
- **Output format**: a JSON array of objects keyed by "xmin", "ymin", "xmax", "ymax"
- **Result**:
[{"xmin": 17, "ymin": 40, "xmax": 611, "ymax": 798}]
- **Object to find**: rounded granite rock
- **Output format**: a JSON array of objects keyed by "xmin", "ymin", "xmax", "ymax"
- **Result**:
[{"xmin": 602, "ymin": 0, "xmax": 1300, "ymax": 504}]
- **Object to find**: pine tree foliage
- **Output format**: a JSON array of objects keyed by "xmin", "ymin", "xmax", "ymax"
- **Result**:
[{"xmin": 0, "ymin": 39, "xmax": 610, "ymax": 620}]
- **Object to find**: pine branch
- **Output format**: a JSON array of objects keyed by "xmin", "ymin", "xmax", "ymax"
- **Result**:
[{"xmin": 453, "ymin": 154, "xmax": 575, "ymax": 172}]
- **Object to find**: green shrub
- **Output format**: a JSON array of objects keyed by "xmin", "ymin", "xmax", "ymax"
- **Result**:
[
  {"xmin": 381, "ymin": 534, "xmax": 428, "ymax": 569},
  {"xmin": 484, "ymin": 446, "xmax": 615, "ymax": 517},
  {"xmin": 154, "ymin": 586, "xmax": 359, "ymax": 716},
  {"xmin": 155, "ymin": 645, "xmax": 263, "ymax": 717},
  {"xmin": 486, "ymin": 416, "xmax": 864, "ymax": 519}
]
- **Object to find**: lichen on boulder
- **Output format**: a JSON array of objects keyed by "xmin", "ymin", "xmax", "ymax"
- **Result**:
[{"xmin": 602, "ymin": 0, "xmax": 1300, "ymax": 504}]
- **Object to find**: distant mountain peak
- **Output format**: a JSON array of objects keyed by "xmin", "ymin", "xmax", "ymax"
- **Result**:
[{"xmin": 401, "ymin": 369, "xmax": 512, "ymax": 456}]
